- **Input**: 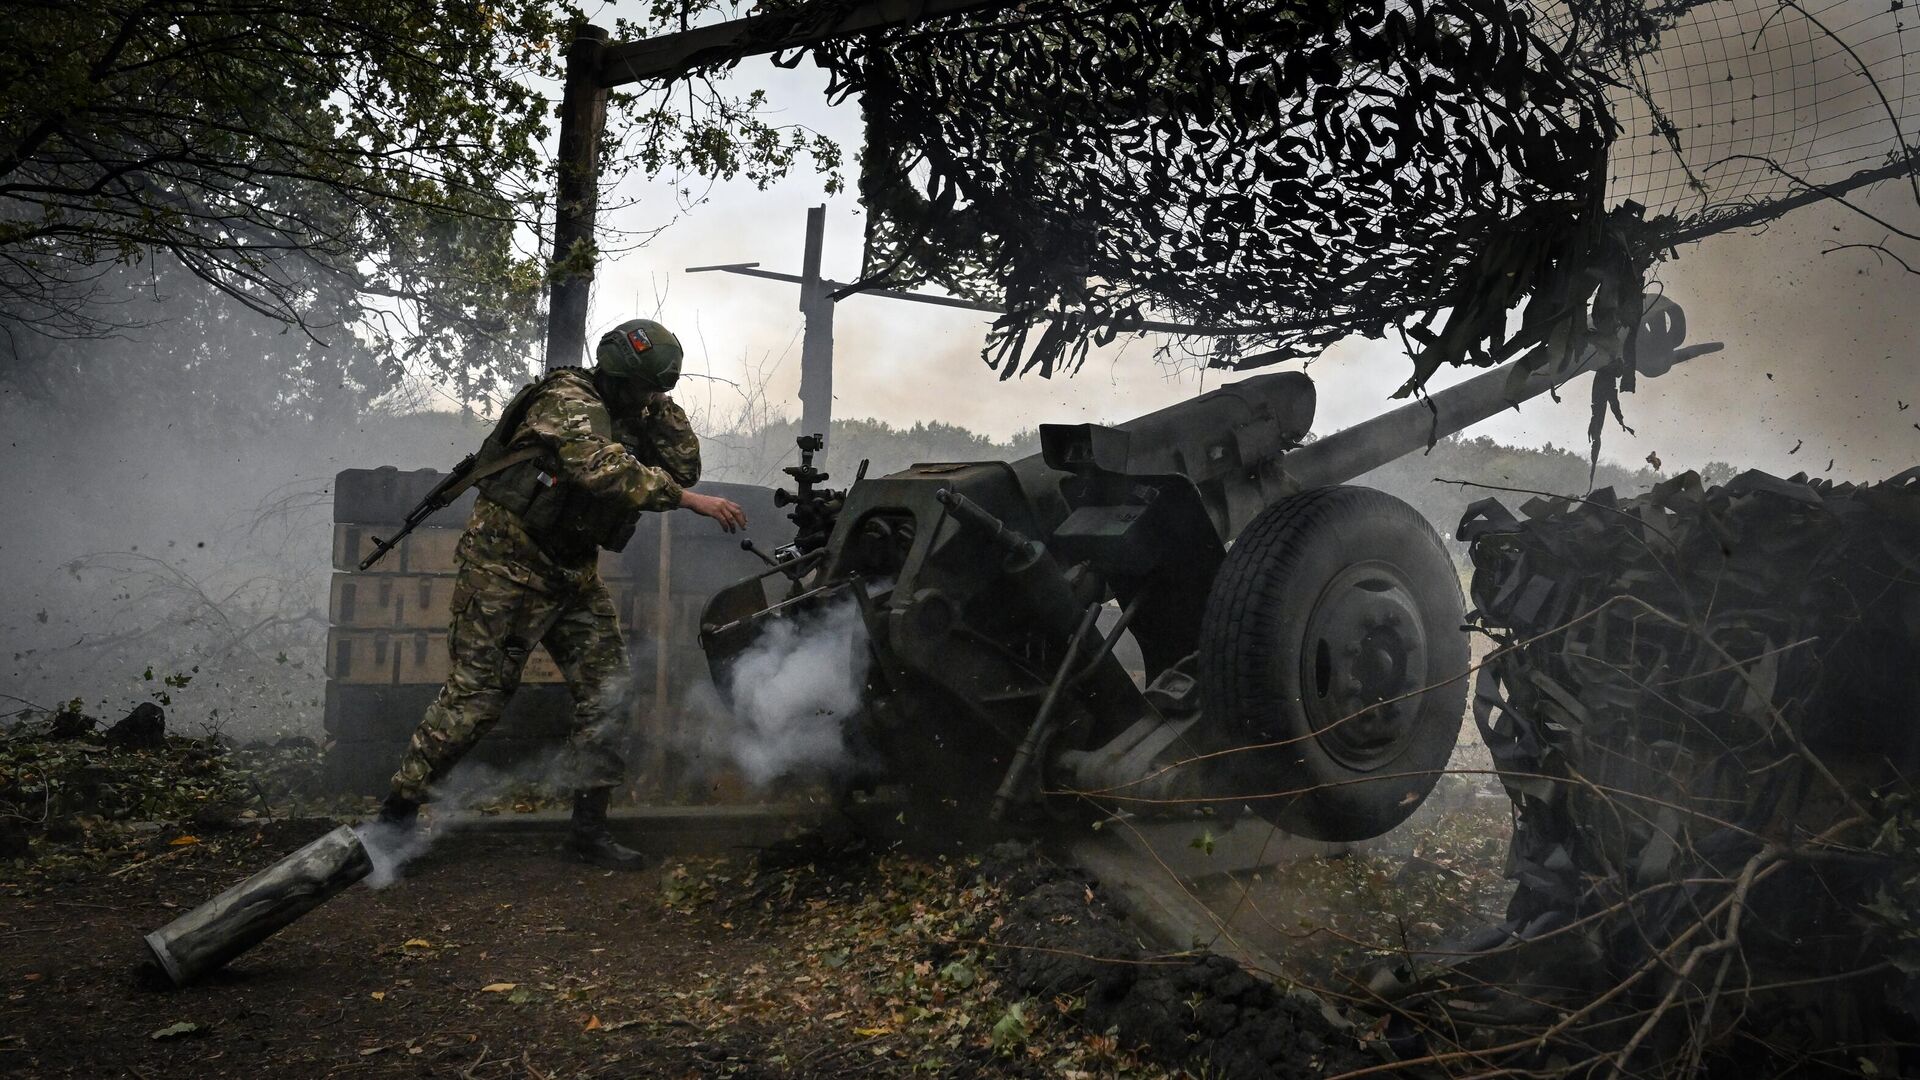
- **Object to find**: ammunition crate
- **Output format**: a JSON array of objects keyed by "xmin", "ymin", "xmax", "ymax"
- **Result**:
[
  {"xmin": 331, "ymin": 523, "xmax": 465, "ymax": 574},
  {"xmin": 328, "ymin": 574, "xmax": 458, "ymax": 629},
  {"xmin": 327, "ymin": 629, "xmax": 397, "ymax": 685},
  {"xmin": 333, "ymin": 466, "xmax": 478, "ymax": 526},
  {"xmin": 393, "ymin": 630, "xmax": 566, "ymax": 686},
  {"xmin": 331, "ymin": 523, "xmax": 388, "ymax": 572}
]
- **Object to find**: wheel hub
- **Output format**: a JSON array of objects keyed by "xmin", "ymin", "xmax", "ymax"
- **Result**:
[{"xmin": 1299, "ymin": 563, "xmax": 1429, "ymax": 771}]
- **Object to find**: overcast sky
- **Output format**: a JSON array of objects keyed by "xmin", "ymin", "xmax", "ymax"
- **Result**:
[{"xmin": 564, "ymin": 15, "xmax": 1918, "ymax": 480}]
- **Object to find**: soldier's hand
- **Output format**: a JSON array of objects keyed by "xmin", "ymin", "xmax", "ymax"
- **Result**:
[{"xmin": 681, "ymin": 490, "xmax": 747, "ymax": 533}]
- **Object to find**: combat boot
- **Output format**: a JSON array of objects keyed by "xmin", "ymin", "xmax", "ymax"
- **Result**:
[
  {"xmin": 566, "ymin": 788, "xmax": 652, "ymax": 870},
  {"xmin": 375, "ymin": 792, "xmax": 419, "ymax": 832}
]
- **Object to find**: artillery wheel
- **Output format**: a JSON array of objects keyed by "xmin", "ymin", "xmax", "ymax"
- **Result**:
[{"xmin": 1198, "ymin": 486, "xmax": 1467, "ymax": 842}]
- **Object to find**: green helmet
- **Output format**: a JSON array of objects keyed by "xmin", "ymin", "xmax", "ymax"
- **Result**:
[{"xmin": 594, "ymin": 318, "xmax": 683, "ymax": 391}]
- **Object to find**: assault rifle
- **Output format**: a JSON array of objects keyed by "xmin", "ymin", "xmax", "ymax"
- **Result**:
[
  {"xmin": 357, "ymin": 445, "xmax": 545, "ymax": 570},
  {"xmin": 357, "ymin": 455, "xmax": 478, "ymax": 571}
]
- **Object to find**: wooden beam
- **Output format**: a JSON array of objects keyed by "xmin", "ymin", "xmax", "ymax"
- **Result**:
[
  {"xmin": 596, "ymin": 0, "xmax": 1014, "ymax": 87},
  {"xmin": 687, "ymin": 262, "xmax": 1265, "ymax": 337},
  {"xmin": 797, "ymin": 206, "xmax": 835, "ymax": 449}
]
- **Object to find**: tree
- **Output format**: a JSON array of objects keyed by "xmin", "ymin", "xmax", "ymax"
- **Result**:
[
  {"xmin": 0, "ymin": 0, "xmax": 839, "ymax": 407},
  {"xmin": 6, "ymin": 256, "xmax": 403, "ymax": 436}
]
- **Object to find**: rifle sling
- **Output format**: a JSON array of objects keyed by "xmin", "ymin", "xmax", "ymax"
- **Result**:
[{"xmin": 445, "ymin": 444, "xmax": 548, "ymax": 501}]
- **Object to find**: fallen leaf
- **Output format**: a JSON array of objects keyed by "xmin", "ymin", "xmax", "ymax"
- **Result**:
[
  {"xmin": 855, "ymin": 1026, "xmax": 891, "ymax": 1038},
  {"xmin": 584, "ymin": 1015, "xmax": 602, "ymax": 1032},
  {"xmin": 149, "ymin": 1021, "xmax": 201, "ymax": 1041},
  {"xmin": 370, "ymin": 991, "xmax": 385, "ymax": 1001},
  {"xmin": 22, "ymin": 974, "xmax": 42, "ymax": 983},
  {"xmin": 480, "ymin": 982, "xmax": 517, "ymax": 993},
  {"xmin": 168, "ymin": 835, "xmax": 198, "ymax": 847}
]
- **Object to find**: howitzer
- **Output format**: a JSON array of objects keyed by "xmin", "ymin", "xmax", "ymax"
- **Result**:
[{"xmin": 701, "ymin": 296, "xmax": 1721, "ymax": 840}]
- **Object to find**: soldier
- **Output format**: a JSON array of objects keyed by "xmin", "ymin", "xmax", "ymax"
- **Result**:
[{"xmin": 376, "ymin": 318, "xmax": 747, "ymax": 869}]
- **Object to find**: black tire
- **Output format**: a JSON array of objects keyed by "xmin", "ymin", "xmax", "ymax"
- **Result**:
[{"xmin": 1197, "ymin": 486, "xmax": 1467, "ymax": 841}]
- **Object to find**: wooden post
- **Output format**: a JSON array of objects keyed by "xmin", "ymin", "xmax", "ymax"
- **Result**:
[
  {"xmin": 797, "ymin": 205, "xmax": 835, "ymax": 453},
  {"xmin": 652, "ymin": 512, "xmax": 673, "ymax": 782},
  {"xmin": 544, "ymin": 23, "xmax": 611, "ymax": 372}
]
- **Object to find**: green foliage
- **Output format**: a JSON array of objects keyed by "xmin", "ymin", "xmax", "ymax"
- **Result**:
[
  {"xmin": 989, "ymin": 1001, "xmax": 1032, "ymax": 1055},
  {"xmin": 0, "ymin": 0, "xmax": 839, "ymax": 423},
  {"xmin": 0, "ymin": 716, "xmax": 337, "ymax": 867},
  {"xmin": 0, "ymin": 0, "xmax": 565, "ymax": 361},
  {"xmin": 6, "ymin": 257, "xmax": 447, "ymax": 433}
]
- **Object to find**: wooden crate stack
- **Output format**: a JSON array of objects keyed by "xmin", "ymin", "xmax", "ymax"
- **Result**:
[{"xmin": 324, "ymin": 465, "xmax": 779, "ymax": 797}]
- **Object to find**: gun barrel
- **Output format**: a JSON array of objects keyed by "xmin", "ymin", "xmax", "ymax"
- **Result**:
[
  {"xmin": 1282, "ymin": 297, "xmax": 1712, "ymax": 492},
  {"xmin": 1280, "ymin": 352, "xmax": 1588, "ymax": 492}
]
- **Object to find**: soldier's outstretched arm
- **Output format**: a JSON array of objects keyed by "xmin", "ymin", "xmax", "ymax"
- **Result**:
[{"xmin": 680, "ymin": 488, "xmax": 746, "ymax": 532}]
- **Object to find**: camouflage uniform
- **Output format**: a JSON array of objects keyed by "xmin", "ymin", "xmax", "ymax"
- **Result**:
[{"xmin": 389, "ymin": 369, "xmax": 700, "ymax": 802}]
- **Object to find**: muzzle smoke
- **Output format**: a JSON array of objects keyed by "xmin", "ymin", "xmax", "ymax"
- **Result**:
[{"xmin": 714, "ymin": 600, "xmax": 871, "ymax": 786}]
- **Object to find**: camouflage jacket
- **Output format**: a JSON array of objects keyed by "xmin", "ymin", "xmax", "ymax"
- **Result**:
[{"xmin": 460, "ymin": 368, "xmax": 701, "ymax": 591}]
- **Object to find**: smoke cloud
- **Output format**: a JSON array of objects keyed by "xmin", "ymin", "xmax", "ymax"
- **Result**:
[
  {"xmin": 710, "ymin": 599, "xmax": 871, "ymax": 787},
  {"xmin": 355, "ymin": 819, "xmax": 431, "ymax": 889},
  {"xmin": 353, "ymin": 730, "xmax": 631, "ymax": 888}
]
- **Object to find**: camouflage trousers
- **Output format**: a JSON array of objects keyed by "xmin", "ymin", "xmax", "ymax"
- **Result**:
[{"xmin": 388, "ymin": 562, "xmax": 631, "ymax": 802}]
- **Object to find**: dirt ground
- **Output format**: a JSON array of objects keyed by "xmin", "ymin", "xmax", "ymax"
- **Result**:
[
  {"xmin": 0, "ymin": 820, "xmax": 1178, "ymax": 1079},
  {"xmin": 0, "ymin": 699, "xmax": 1519, "ymax": 1079}
]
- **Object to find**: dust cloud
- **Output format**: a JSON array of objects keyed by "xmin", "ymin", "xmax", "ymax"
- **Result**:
[{"xmin": 0, "ymin": 389, "xmax": 489, "ymax": 741}]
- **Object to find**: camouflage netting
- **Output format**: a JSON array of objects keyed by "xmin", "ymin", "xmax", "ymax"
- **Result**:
[
  {"xmin": 804, "ymin": 0, "xmax": 1630, "ymax": 383},
  {"xmin": 783, "ymin": 0, "xmax": 1919, "ymax": 398},
  {"xmin": 1391, "ymin": 468, "xmax": 1920, "ymax": 1075}
]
